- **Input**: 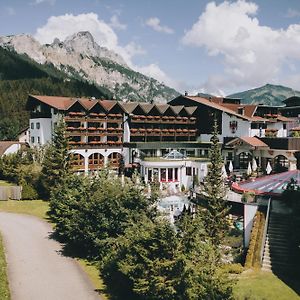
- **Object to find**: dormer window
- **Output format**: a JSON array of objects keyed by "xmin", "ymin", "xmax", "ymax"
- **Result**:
[{"xmin": 238, "ymin": 107, "xmax": 245, "ymax": 115}]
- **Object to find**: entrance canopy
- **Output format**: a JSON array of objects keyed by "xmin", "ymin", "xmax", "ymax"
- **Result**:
[
  {"xmin": 163, "ymin": 150, "xmax": 186, "ymax": 160},
  {"xmin": 232, "ymin": 170, "xmax": 300, "ymax": 196}
]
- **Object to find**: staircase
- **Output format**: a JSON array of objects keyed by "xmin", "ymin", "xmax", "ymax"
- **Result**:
[{"xmin": 262, "ymin": 212, "xmax": 293, "ymax": 272}]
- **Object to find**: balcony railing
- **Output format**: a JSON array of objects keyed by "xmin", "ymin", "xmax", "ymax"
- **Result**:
[{"xmin": 131, "ymin": 115, "xmax": 196, "ymax": 124}]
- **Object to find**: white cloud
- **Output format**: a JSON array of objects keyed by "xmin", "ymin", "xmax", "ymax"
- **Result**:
[
  {"xmin": 182, "ymin": 0, "xmax": 300, "ymax": 93},
  {"xmin": 31, "ymin": 0, "xmax": 56, "ymax": 5},
  {"xmin": 34, "ymin": 13, "xmax": 178, "ymax": 90},
  {"xmin": 109, "ymin": 15, "xmax": 127, "ymax": 30},
  {"xmin": 136, "ymin": 63, "xmax": 179, "ymax": 88},
  {"xmin": 285, "ymin": 8, "xmax": 300, "ymax": 18},
  {"xmin": 35, "ymin": 13, "xmax": 119, "ymax": 51},
  {"xmin": 145, "ymin": 17, "xmax": 174, "ymax": 34}
]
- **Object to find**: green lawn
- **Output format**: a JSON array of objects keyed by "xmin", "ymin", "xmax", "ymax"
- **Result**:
[
  {"xmin": 0, "ymin": 200, "xmax": 50, "ymax": 220},
  {"xmin": 0, "ymin": 200, "xmax": 107, "ymax": 299},
  {"xmin": 0, "ymin": 234, "xmax": 10, "ymax": 300},
  {"xmin": 234, "ymin": 269, "xmax": 300, "ymax": 300}
]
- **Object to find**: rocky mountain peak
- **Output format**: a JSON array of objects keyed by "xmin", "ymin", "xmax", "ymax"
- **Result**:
[
  {"xmin": 0, "ymin": 31, "xmax": 179, "ymax": 103},
  {"xmin": 0, "ymin": 34, "xmax": 46, "ymax": 63},
  {"xmin": 63, "ymin": 31, "xmax": 97, "ymax": 54}
]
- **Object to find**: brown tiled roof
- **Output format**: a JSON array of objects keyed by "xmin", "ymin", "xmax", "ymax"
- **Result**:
[
  {"xmin": 184, "ymin": 106, "xmax": 197, "ymax": 115},
  {"xmin": 183, "ymin": 96, "xmax": 252, "ymax": 121},
  {"xmin": 121, "ymin": 102, "xmax": 139, "ymax": 114},
  {"xmin": 251, "ymin": 116, "xmax": 268, "ymax": 122},
  {"xmin": 221, "ymin": 103, "xmax": 257, "ymax": 118},
  {"xmin": 277, "ymin": 115, "xmax": 294, "ymax": 122},
  {"xmin": 0, "ymin": 141, "xmax": 22, "ymax": 156},
  {"xmin": 240, "ymin": 137, "xmax": 269, "ymax": 147},
  {"xmin": 156, "ymin": 104, "xmax": 169, "ymax": 114},
  {"xmin": 171, "ymin": 105, "xmax": 185, "ymax": 115},
  {"xmin": 29, "ymin": 95, "xmax": 77, "ymax": 110},
  {"xmin": 226, "ymin": 136, "xmax": 269, "ymax": 148},
  {"xmin": 100, "ymin": 100, "xmax": 118, "ymax": 111},
  {"xmin": 139, "ymin": 103, "xmax": 155, "ymax": 114}
]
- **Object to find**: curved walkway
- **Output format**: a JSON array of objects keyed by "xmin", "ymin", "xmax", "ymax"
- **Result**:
[{"xmin": 0, "ymin": 212, "xmax": 100, "ymax": 300}]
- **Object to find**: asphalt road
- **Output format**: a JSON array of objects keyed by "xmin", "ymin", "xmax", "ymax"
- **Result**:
[{"xmin": 0, "ymin": 212, "xmax": 100, "ymax": 300}]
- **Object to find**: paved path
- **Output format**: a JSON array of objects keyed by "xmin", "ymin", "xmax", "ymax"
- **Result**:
[{"xmin": 0, "ymin": 212, "xmax": 100, "ymax": 300}]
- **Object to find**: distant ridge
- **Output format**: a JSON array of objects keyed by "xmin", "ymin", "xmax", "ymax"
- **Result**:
[{"xmin": 227, "ymin": 84, "xmax": 300, "ymax": 106}]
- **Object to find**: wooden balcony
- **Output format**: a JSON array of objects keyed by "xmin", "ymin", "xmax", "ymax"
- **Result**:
[
  {"xmin": 130, "ymin": 128, "xmax": 197, "ymax": 137},
  {"xmin": 131, "ymin": 115, "xmax": 196, "ymax": 124}
]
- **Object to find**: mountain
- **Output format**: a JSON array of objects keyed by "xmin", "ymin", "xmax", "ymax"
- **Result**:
[
  {"xmin": 0, "ymin": 46, "xmax": 111, "ymax": 140},
  {"xmin": 0, "ymin": 32, "xmax": 179, "ymax": 103},
  {"xmin": 227, "ymin": 84, "xmax": 300, "ymax": 106}
]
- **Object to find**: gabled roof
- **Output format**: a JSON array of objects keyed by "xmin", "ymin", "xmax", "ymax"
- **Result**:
[
  {"xmin": 100, "ymin": 100, "xmax": 118, "ymax": 111},
  {"xmin": 276, "ymin": 115, "xmax": 294, "ymax": 122},
  {"xmin": 29, "ymin": 95, "xmax": 77, "ymax": 110},
  {"xmin": 221, "ymin": 103, "xmax": 257, "ymax": 118},
  {"xmin": 0, "ymin": 141, "xmax": 24, "ymax": 156},
  {"xmin": 140, "ymin": 103, "xmax": 155, "ymax": 114},
  {"xmin": 180, "ymin": 96, "xmax": 252, "ymax": 121},
  {"xmin": 170, "ymin": 105, "xmax": 185, "ymax": 115},
  {"xmin": 121, "ymin": 102, "xmax": 139, "ymax": 114},
  {"xmin": 156, "ymin": 104, "xmax": 169, "ymax": 114},
  {"xmin": 226, "ymin": 136, "xmax": 269, "ymax": 148},
  {"xmin": 184, "ymin": 106, "xmax": 197, "ymax": 115}
]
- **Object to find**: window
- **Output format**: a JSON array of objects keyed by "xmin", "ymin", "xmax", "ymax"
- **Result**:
[
  {"xmin": 37, "ymin": 137, "xmax": 40, "ymax": 144},
  {"xmin": 174, "ymin": 168, "xmax": 178, "ymax": 181},
  {"xmin": 186, "ymin": 167, "xmax": 192, "ymax": 176},
  {"xmin": 31, "ymin": 123, "xmax": 34, "ymax": 129},
  {"xmin": 31, "ymin": 136, "xmax": 35, "ymax": 143},
  {"xmin": 168, "ymin": 168, "xmax": 173, "ymax": 182},
  {"xmin": 36, "ymin": 122, "xmax": 40, "ymax": 129},
  {"xmin": 160, "ymin": 168, "xmax": 166, "ymax": 181},
  {"xmin": 283, "ymin": 123, "xmax": 287, "ymax": 130}
]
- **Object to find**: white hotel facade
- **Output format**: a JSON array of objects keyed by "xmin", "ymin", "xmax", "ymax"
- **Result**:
[{"xmin": 26, "ymin": 94, "xmax": 300, "ymax": 189}]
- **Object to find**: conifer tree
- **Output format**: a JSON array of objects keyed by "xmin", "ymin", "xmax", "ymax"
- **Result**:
[
  {"xmin": 40, "ymin": 118, "xmax": 70, "ymax": 198},
  {"xmin": 202, "ymin": 118, "xmax": 229, "ymax": 247}
]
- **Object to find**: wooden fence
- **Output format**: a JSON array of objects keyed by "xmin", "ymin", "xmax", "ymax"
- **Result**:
[{"xmin": 0, "ymin": 186, "xmax": 22, "ymax": 200}]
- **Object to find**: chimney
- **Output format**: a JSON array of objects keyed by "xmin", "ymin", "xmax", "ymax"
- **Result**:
[{"xmin": 184, "ymin": 91, "xmax": 188, "ymax": 96}]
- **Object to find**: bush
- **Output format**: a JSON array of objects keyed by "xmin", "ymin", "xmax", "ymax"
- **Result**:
[
  {"xmin": 244, "ymin": 211, "xmax": 266, "ymax": 268},
  {"xmin": 222, "ymin": 263, "xmax": 244, "ymax": 274},
  {"xmin": 22, "ymin": 182, "xmax": 39, "ymax": 200}
]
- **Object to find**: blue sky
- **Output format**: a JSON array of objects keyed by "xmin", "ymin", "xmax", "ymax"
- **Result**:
[{"xmin": 1, "ymin": 0, "xmax": 300, "ymax": 95}]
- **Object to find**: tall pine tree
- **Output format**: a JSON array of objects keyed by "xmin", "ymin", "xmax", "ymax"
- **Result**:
[
  {"xmin": 40, "ymin": 118, "xmax": 70, "ymax": 199},
  {"xmin": 202, "ymin": 118, "xmax": 230, "ymax": 247}
]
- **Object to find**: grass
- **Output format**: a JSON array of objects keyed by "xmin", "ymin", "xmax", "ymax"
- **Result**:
[
  {"xmin": 234, "ymin": 269, "xmax": 300, "ymax": 300},
  {"xmin": 0, "ymin": 234, "xmax": 10, "ymax": 300},
  {"xmin": 0, "ymin": 200, "xmax": 50, "ymax": 220},
  {"xmin": 0, "ymin": 199, "xmax": 106, "ymax": 299},
  {"xmin": 77, "ymin": 259, "xmax": 108, "ymax": 299}
]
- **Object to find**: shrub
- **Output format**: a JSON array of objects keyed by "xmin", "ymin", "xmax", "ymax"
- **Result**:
[
  {"xmin": 244, "ymin": 211, "xmax": 266, "ymax": 268},
  {"xmin": 222, "ymin": 263, "xmax": 244, "ymax": 274},
  {"xmin": 22, "ymin": 182, "xmax": 38, "ymax": 200}
]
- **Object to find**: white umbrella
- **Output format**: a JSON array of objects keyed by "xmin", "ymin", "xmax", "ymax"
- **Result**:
[
  {"xmin": 247, "ymin": 162, "xmax": 252, "ymax": 176},
  {"xmin": 228, "ymin": 160, "xmax": 234, "ymax": 173},
  {"xmin": 266, "ymin": 161, "xmax": 272, "ymax": 175},
  {"xmin": 221, "ymin": 165, "xmax": 227, "ymax": 179},
  {"xmin": 252, "ymin": 158, "xmax": 258, "ymax": 172}
]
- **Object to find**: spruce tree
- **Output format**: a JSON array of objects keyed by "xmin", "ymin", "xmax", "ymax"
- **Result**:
[
  {"xmin": 202, "ymin": 118, "xmax": 229, "ymax": 247},
  {"xmin": 40, "ymin": 118, "xmax": 70, "ymax": 198}
]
